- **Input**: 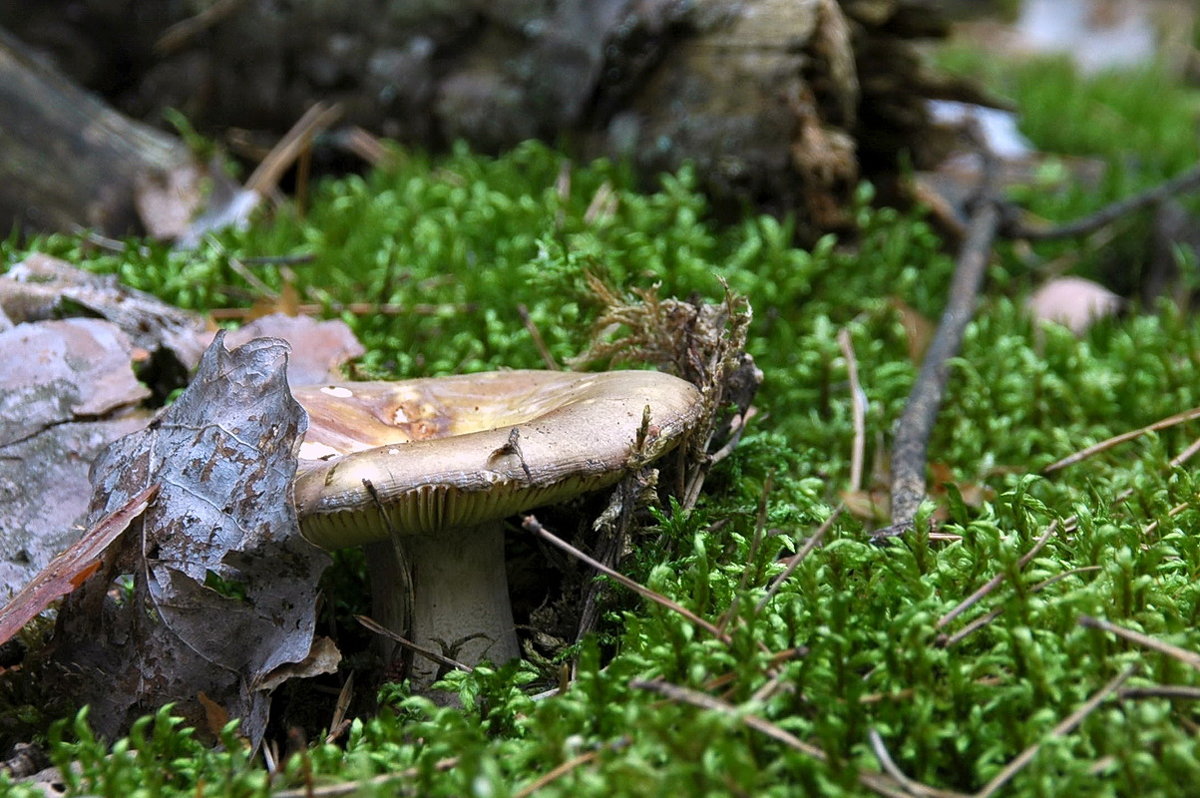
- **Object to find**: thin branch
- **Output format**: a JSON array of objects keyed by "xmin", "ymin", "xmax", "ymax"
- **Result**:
[
  {"xmin": 1119, "ymin": 685, "xmax": 1200, "ymax": 700},
  {"xmin": 631, "ymin": 679, "xmax": 915, "ymax": 798},
  {"xmin": 887, "ymin": 131, "xmax": 1000, "ymax": 535},
  {"xmin": 354, "ymin": 614, "xmax": 473, "ymax": 674},
  {"xmin": 154, "ymin": 0, "xmax": 249, "ymax": 54},
  {"xmin": 868, "ymin": 729, "xmax": 968, "ymax": 798},
  {"xmin": 269, "ymin": 758, "xmax": 458, "ymax": 798},
  {"xmin": 939, "ymin": 566, "xmax": 1101, "ymax": 647},
  {"xmin": 1078, "ymin": 615, "xmax": 1200, "ymax": 670},
  {"xmin": 972, "ymin": 665, "xmax": 1138, "ymax": 798},
  {"xmin": 209, "ymin": 301, "xmax": 472, "ymax": 320},
  {"xmin": 838, "ymin": 328, "xmax": 866, "ymax": 492},
  {"xmin": 517, "ymin": 303, "xmax": 559, "ymax": 370},
  {"xmin": 935, "ymin": 519, "xmax": 1059, "ymax": 631},
  {"xmin": 521, "ymin": 514, "xmax": 732, "ymax": 644},
  {"xmin": 1170, "ymin": 436, "xmax": 1200, "ymax": 468},
  {"xmin": 1003, "ymin": 161, "xmax": 1200, "ymax": 241},
  {"xmin": 512, "ymin": 739, "xmax": 628, "ymax": 798},
  {"xmin": 1044, "ymin": 406, "xmax": 1200, "ymax": 473},
  {"xmin": 754, "ymin": 505, "xmax": 843, "ymax": 614}
]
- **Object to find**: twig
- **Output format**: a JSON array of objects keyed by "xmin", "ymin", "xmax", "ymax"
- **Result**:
[
  {"xmin": 522, "ymin": 514, "xmax": 732, "ymax": 644},
  {"xmin": 354, "ymin": 615, "xmax": 473, "ymax": 674},
  {"xmin": 868, "ymin": 729, "xmax": 968, "ymax": 798},
  {"xmin": 631, "ymin": 679, "xmax": 913, "ymax": 798},
  {"xmin": 154, "ymin": 0, "xmax": 249, "ymax": 54},
  {"xmin": 1003, "ymin": 161, "xmax": 1200, "ymax": 241},
  {"xmin": 935, "ymin": 520, "xmax": 1059, "ymax": 631},
  {"xmin": 754, "ymin": 505, "xmax": 843, "ymax": 614},
  {"xmin": 1119, "ymin": 685, "xmax": 1200, "ymax": 700},
  {"xmin": 208, "ymin": 301, "xmax": 472, "ymax": 321},
  {"xmin": 1044, "ymin": 406, "xmax": 1200, "ymax": 473},
  {"xmin": 939, "ymin": 566, "xmax": 1101, "ymax": 647},
  {"xmin": 972, "ymin": 665, "xmax": 1138, "ymax": 798},
  {"xmin": 245, "ymin": 102, "xmax": 343, "ymax": 196},
  {"xmin": 517, "ymin": 303, "xmax": 559, "ymax": 370},
  {"xmin": 1078, "ymin": 615, "xmax": 1200, "ymax": 670},
  {"xmin": 512, "ymin": 739, "xmax": 628, "ymax": 798},
  {"xmin": 1170, "ymin": 436, "xmax": 1200, "ymax": 468},
  {"xmin": 270, "ymin": 758, "xmax": 458, "ymax": 798},
  {"xmin": 838, "ymin": 328, "xmax": 866, "ymax": 492},
  {"xmin": 887, "ymin": 131, "xmax": 1000, "ymax": 535}
]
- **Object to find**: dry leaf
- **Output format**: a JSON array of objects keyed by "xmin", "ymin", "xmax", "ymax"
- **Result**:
[{"xmin": 50, "ymin": 333, "xmax": 331, "ymax": 748}]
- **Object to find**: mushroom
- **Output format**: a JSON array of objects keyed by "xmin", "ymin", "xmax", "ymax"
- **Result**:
[{"xmin": 291, "ymin": 369, "xmax": 703, "ymax": 687}]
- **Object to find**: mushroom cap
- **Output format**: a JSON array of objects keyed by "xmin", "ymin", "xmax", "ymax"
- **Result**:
[{"xmin": 292, "ymin": 370, "xmax": 703, "ymax": 549}]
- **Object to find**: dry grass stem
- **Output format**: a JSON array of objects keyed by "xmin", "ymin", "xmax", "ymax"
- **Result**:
[
  {"xmin": 246, "ymin": 102, "xmax": 343, "ymax": 196},
  {"xmin": 522, "ymin": 515, "xmax": 732, "ymax": 644},
  {"xmin": 516, "ymin": 303, "xmax": 559, "ymax": 369},
  {"xmin": 972, "ymin": 665, "xmax": 1138, "ymax": 798},
  {"xmin": 755, "ymin": 505, "xmax": 844, "ymax": 614},
  {"xmin": 1078, "ymin": 615, "xmax": 1200, "ymax": 670},
  {"xmin": 935, "ymin": 519, "xmax": 1059, "ymax": 631},
  {"xmin": 1044, "ymin": 406, "xmax": 1200, "ymax": 473},
  {"xmin": 838, "ymin": 328, "xmax": 866, "ymax": 492},
  {"xmin": 354, "ymin": 614, "xmax": 473, "ymax": 674},
  {"xmin": 868, "ymin": 729, "xmax": 970, "ymax": 798},
  {"xmin": 939, "ymin": 566, "xmax": 1101, "ymax": 648},
  {"xmin": 631, "ymin": 679, "xmax": 913, "ymax": 798},
  {"xmin": 324, "ymin": 673, "xmax": 354, "ymax": 745}
]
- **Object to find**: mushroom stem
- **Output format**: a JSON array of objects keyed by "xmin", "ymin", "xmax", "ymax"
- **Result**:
[{"xmin": 399, "ymin": 520, "xmax": 520, "ymax": 688}]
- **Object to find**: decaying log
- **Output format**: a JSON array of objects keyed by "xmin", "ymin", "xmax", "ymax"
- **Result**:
[{"xmin": 0, "ymin": 27, "xmax": 190, "ymax": 236}]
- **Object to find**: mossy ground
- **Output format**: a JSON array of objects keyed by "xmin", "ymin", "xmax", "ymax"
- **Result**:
[{"xmin": 5, "ymin": 50, "xmax": 1200, "ymax": 797}]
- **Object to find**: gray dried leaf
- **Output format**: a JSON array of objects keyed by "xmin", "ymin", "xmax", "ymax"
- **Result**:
[{"xmin": 51, "ymin": 333, "xmax": 331, "ymax": 747}]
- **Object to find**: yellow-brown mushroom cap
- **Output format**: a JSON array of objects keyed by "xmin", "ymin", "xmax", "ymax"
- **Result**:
[{"xmin": 292, "ymin": 370, "xmax": 703, "ymax": 549}]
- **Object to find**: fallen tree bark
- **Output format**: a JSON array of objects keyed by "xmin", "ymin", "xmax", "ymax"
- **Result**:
[{"xmin": 0, "ymin": 27, "xmax": 190, "ymax": 236}]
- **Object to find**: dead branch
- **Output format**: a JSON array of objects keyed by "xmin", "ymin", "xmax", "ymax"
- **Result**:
[
  {"xmin": 1003, "ymin": 161, "xmax": 1200, "ymax": 241},
  {"xmin": 1078, "ymin": 615, "xmax": 1200, "ymax": 670},
  {"xmin": 972, "ymin": 665, "xmax": 1137, "ymax": 798},
  {"xmin": 935, "ymin": 519, "xmax": 1060, "ymax": 632},
  {"xmin": 885, "ymin": 132, "xmax": 1000, "ymax": 536}
]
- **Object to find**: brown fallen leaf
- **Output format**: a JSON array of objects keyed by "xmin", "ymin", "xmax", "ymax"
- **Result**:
[{"xmin": 0, "ymin": 484, "xmax": 158, "ymax": 646}]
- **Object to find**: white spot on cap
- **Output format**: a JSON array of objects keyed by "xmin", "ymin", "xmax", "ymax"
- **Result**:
[
  {"xmin": 321, "ymin": 386, "xmax": 354, "ymax": 398},
  {"xmin": 393, "ymin": 407, "xmax": 409, "ymax": 423}
]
